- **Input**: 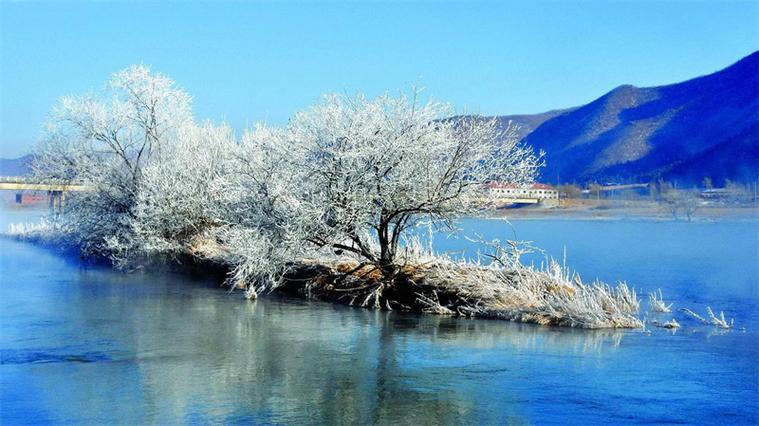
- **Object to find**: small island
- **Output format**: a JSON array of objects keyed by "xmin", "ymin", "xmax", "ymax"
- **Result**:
[{"xmin": 15, "ymin": 66, "xmax": 649, "ymax": 329}]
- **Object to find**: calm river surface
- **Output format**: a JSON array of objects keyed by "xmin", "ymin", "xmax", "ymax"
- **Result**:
[{"xmin": 1, "ymin": 209, "xmax": 757, "ymax": 425}]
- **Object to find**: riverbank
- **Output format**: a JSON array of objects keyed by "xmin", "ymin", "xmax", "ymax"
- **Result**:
[
  {"xmin": 4, "ymin": 198, "xmax": 758, "ymax": 222},
  {"xmin": 494, "ymin": 199, "xmax": 759, "ymax": 222}
]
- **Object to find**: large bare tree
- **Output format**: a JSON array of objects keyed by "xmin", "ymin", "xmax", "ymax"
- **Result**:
[
  {"xmin": 33, "ymin": 65, "xmax": 194, "ymax": 260},
  {"xmin": 241, "ymin": 91, "xmax": 541, "ymax": 284}
]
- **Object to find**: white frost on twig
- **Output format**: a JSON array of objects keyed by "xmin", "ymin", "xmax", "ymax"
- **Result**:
[
  {"xmin": 680, "ymin": 308, "xmax": 708, "ymax": 324},
  {"xmin": 649, "ymin": 289, "xmax": 673, "ymax": 313},
  {"xmin": 681, "ymin": 307, "xmax": 735, "ymax": 329},
  {"xmin": 706, "ymin": 306, "xmax": 733, "ymax": 329}
]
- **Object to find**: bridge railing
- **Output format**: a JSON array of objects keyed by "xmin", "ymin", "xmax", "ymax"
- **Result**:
[
  {"xmin": 0, "ymin": 176, "xmax": 91, "ymax": 192},
  {"xmin": 0, "ymin": 176, "xmax": 86, "ymax": 185}
]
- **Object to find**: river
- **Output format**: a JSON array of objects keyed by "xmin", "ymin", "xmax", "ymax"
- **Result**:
[{"xmin": 1, "ymin": 209, "xmax": 757, "ymax": 424}]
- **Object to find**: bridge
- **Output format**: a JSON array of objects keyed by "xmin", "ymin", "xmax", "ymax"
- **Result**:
[
  {"xmin": 0, "ymin": 176, "xmax": 89, "ymax": 192},
  {"xmin": 0, "ymin": 176, "xmax": 90, "ymax": 212}
]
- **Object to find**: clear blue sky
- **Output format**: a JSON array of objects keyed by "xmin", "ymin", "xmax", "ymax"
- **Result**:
[{"xmin": 1, "ymin": 0, "xmax": 757, "ymax": 157}]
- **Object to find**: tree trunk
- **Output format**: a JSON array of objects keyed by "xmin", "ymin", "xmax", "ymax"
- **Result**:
[
  {"xmin": 377, "ymin": 237, "xmax": 397, "ymax": 280},
  {"xmin": 377, "ymin": 214, "xmax": 403, "ymax": 281}
]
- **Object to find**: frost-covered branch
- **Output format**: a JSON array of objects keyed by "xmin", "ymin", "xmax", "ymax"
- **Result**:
[
  {"xmin": 268, "ymin": 91, "xmax": 541, "ymax": 280},
  {"xmin": 706, "ymin": 306, "xmax": 734, "ymax": 329},
  {"xmin": 681, "ymin": 307, "xmax": 735, "ymax": 329},
  {"xmin": 32, "ymin": 65, "xmax": 194, "ymax": 262},
  {"xmin": 649, "ymin": 289, "xmax": 673, "ymax": 313}
]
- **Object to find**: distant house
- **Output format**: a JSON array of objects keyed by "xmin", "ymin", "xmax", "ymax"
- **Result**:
[
  {"xmin": 15, "ymin": 192, "xmax": 47, "ymax": 205},
  {"xmin": 485, "ymin": 182, "xmax": 559, "ymax": 201},
  {"xmin": 700, "ymin": 188, "xmax": 731, "ymax": 200},
  {"xmin": 582, "ymin": 183, "xmax": 650, "ymax": 199}
]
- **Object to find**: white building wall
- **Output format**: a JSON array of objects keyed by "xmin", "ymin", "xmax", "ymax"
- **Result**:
[{"xmin": 488, "ymin": 187, "xmax": 558, "ymax": 199}]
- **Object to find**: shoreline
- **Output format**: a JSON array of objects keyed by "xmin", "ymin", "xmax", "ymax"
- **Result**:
[
  {"xmin": 491, "ymin": 200, "xmax": 759, "ymax": 223},
  {"xmin": 3, "ymin": 214, "xmax": 749, "ymax": 332},
  {"xmin": 3, "ymin": 201, "xmax": 759, "ymax": 223},
  {"xmin": 2, "ymin": 229, "xmax": 645, "ymax": 329}
]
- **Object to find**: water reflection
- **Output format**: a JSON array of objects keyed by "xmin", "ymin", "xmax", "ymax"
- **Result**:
[
  {"xmin": 118, "ymin": 296, "xmax": 628, "ymax": 424},
  {"xmin": 2, "ymin": 212, "xmax": 758, "ymax": 424},
  {"xmin": 3, "ymin": 261, "xmax": 630, "ymax": 424},
  {"xmin": 392, "ymin": 314, "xmax": 626, "ymax": 354}
]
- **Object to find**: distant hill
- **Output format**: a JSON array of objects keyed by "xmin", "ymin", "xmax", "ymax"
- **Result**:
[
  {"xmin": 0, "ymin": 154, "xmax": 33, "ymax": 176},
  {"xmin": 4, "ymin": 54, "xmax": 758, "ymax": 187},
  {"xmin": 495, "ymin": 52, "xmax": 759, "ymax": 186},
  {"xmin": 491, "ymin": 108, "xmax": 575, "ymax": 140}
]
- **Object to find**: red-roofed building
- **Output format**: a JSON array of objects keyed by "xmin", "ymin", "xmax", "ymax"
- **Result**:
[{"xmin": 486, "ymin": 182, "xmax": 559, "ymax": 201}]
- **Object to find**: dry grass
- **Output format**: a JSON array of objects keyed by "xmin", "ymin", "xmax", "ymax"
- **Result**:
[
  {"xmin": 706, "ymin": 307, "xmax": 733, "ymax": 329},
  {"xmin": 649, "ymin": 289, "xmax": 673, "ymax": 313},
  {"xmin": 308, "ymin": 242, "xmax": 644, "ymax": 329},
  {"xmin": 416, "ymin": 258, "xmax": 642, "ymax": 329}
]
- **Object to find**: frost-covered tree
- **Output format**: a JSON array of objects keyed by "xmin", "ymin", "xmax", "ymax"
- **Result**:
[
  {"xmin": 32, "ymin": 65, "xmax": 194, "ymax": 260},
  {"xmin": 269, "ymin": 92, "xmax": 541, "ymax": 280},
  {"xmin": 187, "ymin": 124, "xmax": 310, "ymax": 296},
  {"xmin": 133, "ymin": 122, "xmax": 236, "ymax": 257}
]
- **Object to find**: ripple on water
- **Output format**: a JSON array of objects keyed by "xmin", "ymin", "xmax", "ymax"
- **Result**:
[{"xmin": 0, "ymin": 348, "xmax": 112, "ymax": 365}]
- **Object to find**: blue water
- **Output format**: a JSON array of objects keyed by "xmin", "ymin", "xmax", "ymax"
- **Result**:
[{"xmin": 1, "ymin": 210, "xmax": 758, "ymax": 424}]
